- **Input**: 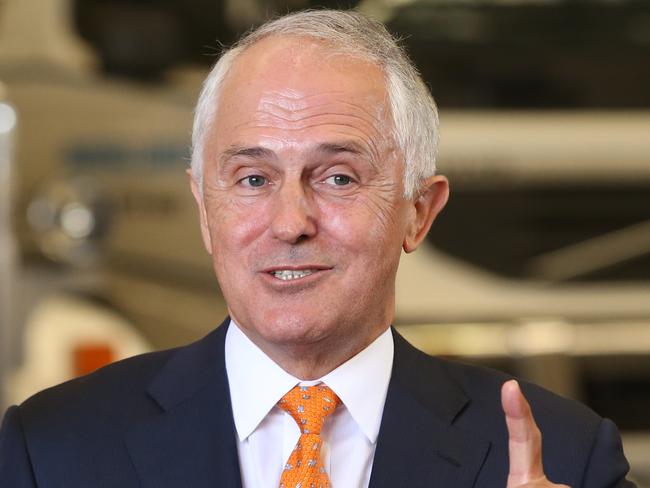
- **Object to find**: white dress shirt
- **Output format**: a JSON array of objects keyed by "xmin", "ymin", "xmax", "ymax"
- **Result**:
[{"xmin": 225, "ymin": 320, "xmax": 394, "ymax": 488}]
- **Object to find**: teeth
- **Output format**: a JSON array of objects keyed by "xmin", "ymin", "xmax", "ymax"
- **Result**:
[{"xmin": 272, "ymin": 269, "xmax": 314, "ymax": 281}]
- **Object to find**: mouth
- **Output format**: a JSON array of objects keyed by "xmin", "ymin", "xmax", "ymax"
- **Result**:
[
  {"xmin": 270, "ymin": 269, "xmax": 315, "ymax": 281},
  {"xmin": 262, "ymin": 265, "xmax": 331, "ymax": 283}
]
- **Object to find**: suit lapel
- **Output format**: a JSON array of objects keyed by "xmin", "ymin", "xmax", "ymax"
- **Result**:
[
  {"xmin": 369, "ymin": 329, "xmax": 490, "ymax": 488},
  {"xmin": 125, "ymin": 320, "xmax": 242, "ymax": 488},
  {"xmin": 123, "ymin": 322, "xmax": 490, "ymax": 487}
]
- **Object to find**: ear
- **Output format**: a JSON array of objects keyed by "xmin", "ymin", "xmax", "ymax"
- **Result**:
[
  {"xmin": 403, "ymin": 175, "xmax": 449, "ymax": 253},
  {"xmin": 188, "ymin": 168, "xmax": 213, "ymax": 255}
]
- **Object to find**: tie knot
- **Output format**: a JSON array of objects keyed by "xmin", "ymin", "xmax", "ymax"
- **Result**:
[{"xmin": 278, "ymin": 385, "xmax": 340, "ymax": 435}]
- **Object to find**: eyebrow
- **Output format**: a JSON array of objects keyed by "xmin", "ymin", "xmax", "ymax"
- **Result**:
[
  {"xmin": 218, "ymin": 140, "xmax": 376, "ymax": 168},
  {"xmin": 219, "ymin": 145, "xmax": 276, "ymax": 166},
  {"xmin": 313, "ymin": 141, "xmax": 365, "ymax": 156},
  {"xmin": 313, "ymin": 140, "xmax": 379, "ymax": 170}
]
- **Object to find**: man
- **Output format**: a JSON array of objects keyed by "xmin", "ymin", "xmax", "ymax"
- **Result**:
[{"xmin": 0, "ymin": 9, "xmax": 634, "ymax": 488}]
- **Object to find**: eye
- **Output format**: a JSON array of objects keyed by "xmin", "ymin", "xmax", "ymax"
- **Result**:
[
  {"xmin": 240, "ymin": 175, "xmax": 267, "ymax": 187},
  {"xmin": 325, "ymin": 174, "xmax": 352, "ymax": 186}
]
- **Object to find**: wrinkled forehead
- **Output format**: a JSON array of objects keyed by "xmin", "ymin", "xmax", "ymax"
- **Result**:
[{"xmin": 214, "ymin": 35, "xmax": 393, "ymax": 132}]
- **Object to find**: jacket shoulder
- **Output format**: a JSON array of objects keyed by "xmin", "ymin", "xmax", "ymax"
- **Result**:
[
  {"xmin": 0, "ymin": 348, "xmax": 182, "ymax": 486},
  {"xmin": 429, "ymin": 355, "xmax": 625, "ymax": 486},
  {"xmin": 395, "ymin": 332, "xmax": 602, "ymax": 430},
  {"xmin": 18, "ymin": 347, "xmax": 178, "ymax": 434},
  {"xmin": 438, "ymin": 356, "xmax": 603, "ymax": 429}
]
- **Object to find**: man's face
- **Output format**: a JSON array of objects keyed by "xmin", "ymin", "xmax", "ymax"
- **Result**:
[{"xmin": 192, "ymin": 37, "xmax": 446, "ymax": 363}]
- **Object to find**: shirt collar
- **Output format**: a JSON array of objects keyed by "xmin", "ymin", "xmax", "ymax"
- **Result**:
[
  {"xmin": 225, "ymin": 320, "xmax": 297, "ymax": 442},
  {"xmin": 320, "ymin": 326, "xmax": 393, "ymax": 444},
  {"xmin": 224, "ymin": 320, "xmax": 394, "ymax": 444}
]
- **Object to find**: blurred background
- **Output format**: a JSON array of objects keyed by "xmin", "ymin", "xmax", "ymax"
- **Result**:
[{"xmin": 1, "ymin": 0, "xmax": 649, "ymax": 483}]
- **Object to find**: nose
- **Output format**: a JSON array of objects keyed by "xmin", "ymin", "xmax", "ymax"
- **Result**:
[{"xmin": 270, "ymin": 179, "xmax": 317, "ymax": 243}]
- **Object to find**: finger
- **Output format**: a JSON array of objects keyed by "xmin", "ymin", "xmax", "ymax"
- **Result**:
[{"xmin": 501, "ymin": 380, "xmax": 546, "ymax": 487}]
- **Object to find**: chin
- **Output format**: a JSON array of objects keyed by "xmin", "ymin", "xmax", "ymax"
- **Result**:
[{"xmin": 253, "ymin": 308, "xmax": 339, "ymax": 346}]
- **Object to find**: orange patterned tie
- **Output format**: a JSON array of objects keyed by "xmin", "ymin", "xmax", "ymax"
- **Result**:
[{"xmin": 277, "ymin": 385, "xmax": 341, "ymax": 488}]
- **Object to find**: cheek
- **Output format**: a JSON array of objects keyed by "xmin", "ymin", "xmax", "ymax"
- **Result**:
[
  {"xmin": 320, "ymin": 198, "xmax": 405, "ymax": 259},
  {"xmin": 205, "ymin": 198, "xmax": 271, "ymax": 261},
  {"xmin": 319, "ymin": 202, "xmax": 365, "ymax": 248}
]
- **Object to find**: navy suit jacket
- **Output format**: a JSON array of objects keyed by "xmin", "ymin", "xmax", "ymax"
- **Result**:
[{"xmin": 0, "ymin": 319, "xmax": 635, "ymax": 487}]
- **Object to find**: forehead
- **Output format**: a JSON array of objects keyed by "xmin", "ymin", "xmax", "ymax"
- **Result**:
[{"xmin": 209, "ymin": 36, "xmax": 393, "ymax": 154}]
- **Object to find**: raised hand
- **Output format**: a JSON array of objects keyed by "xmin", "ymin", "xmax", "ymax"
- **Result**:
[{"xmin": 501, "ymin": 380, "xmax": 570, "ymax": 488}]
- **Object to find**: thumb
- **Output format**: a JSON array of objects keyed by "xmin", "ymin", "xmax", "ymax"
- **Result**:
[{"xmin": 502, "ymin": 380, "xmax": 546, "ymax": 487}]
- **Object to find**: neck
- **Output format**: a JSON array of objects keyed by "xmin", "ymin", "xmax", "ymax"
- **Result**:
[
  {"xmin": 236, "ymin": 321, "xmax": 389, "ymax": 380},
  {"xmin": 273, "ymin": 330, "xmax": 387, "ymax": 380}
]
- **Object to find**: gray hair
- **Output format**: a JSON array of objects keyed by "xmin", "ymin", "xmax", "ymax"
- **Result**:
[{"xmin": 190, "ymin": 9, "xmax": 439, "ymax": 199}]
